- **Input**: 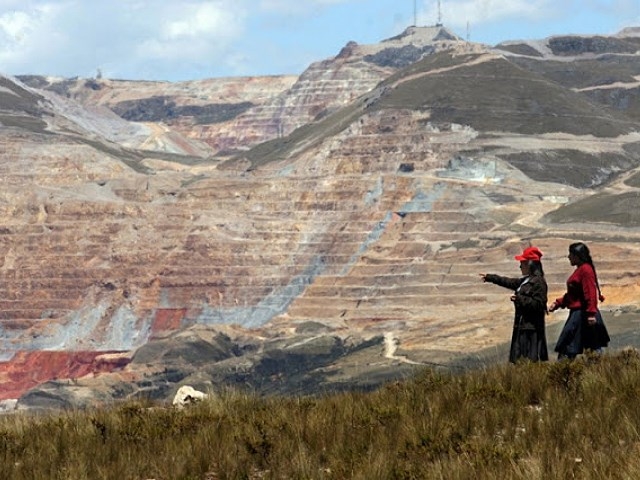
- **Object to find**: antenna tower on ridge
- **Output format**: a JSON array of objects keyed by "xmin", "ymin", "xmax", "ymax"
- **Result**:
[
  {"xmin": 436, "ymin": 0, "xmax": 443, "ymax": 27},
  {"xmin": 413, "ymin": 0, "xmax": 417, "ymax": 27}
]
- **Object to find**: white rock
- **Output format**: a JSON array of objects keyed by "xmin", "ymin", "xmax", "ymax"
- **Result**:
[{"xmin": 172, "ymin": 385, "xmax": 207, "ymax": 407}]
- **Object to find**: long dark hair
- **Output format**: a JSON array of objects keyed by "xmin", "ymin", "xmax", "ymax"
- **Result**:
[
  {"xmin": 569, "ymin": 242, "xmax": 603, "ymax": 300},
  {"xmin": 527, "ymin": 260, "xmax": 544, "ymax": 277}
]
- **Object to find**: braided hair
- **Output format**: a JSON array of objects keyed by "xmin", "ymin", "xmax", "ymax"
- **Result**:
[{"xmin": 569, "ymin": 242, "xmax": 605, "ymax": 302}]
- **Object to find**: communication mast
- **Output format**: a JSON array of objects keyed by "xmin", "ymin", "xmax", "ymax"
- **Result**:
[
  {"xmin": 436, "ymin": 0, "xmax": 443, "ymax": 27},
  {"xmin": 413, "ymin": 0, "xmax": 417, "ymax": 27}
]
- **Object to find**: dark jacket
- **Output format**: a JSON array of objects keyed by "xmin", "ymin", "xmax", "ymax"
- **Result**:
[{"xmin": 484, "ymin": 274, "xmax": 548, "ymax": 330}]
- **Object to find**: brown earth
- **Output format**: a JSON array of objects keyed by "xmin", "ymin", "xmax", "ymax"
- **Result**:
[{"xmin": 3, "ymin": 26, "xmax": 640, "ymax": 409}]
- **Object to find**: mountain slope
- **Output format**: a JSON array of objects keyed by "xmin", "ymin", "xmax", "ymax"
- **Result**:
[{"xmin": 3, "ymin": 27, "xmax": 640, "ymax": 410}]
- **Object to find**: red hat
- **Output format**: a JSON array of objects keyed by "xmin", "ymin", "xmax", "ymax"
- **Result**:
[{"xmin": 515, "ymin": 246, "xmax": 543, "ymax": 262}]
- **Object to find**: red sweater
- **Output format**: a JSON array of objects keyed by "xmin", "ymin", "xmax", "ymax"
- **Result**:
[{"xmin": 555, "ymin": 263, "xmax": 599, "ymax": 315}]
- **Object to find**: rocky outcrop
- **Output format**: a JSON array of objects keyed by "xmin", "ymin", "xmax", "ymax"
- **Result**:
[
  {"xmin": 172, "ymin": 385, "xmax": 208, "ymax": 407},
  {"xmin": 18, "ymin": 26, "xmax": 464, "ymax": 155},
  {"xmin": 0, "ymin": 351, "xmax": 130, "ymax": 401},
  {"xmin": 15, "ymin": 325, "xmax": 409, "ymax": 409},
  {"xmin": 17, "ymin": 74, "xmax": 298, "ymax": 155},
  {"xmin": 190, "ymin": 26, "xmax": 465, "ymax": 153}
]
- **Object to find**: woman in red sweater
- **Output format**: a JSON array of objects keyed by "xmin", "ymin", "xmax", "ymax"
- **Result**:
[{"xmin": 549, "ymin": 242, "xmax": 610, "ymax": 359}]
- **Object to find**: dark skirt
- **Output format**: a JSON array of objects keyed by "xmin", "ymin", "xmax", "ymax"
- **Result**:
[
  {"xmin": 509, "ymin": 326, "xmax": 549, "ymax": 363},
  {"xmin": 555, "ymin": 309, "xmax": 610, "ymax": 358}
]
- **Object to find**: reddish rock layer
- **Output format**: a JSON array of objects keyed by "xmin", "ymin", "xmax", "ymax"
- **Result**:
[
  {"xmin": 0, "ymin": 351, "xmax": 130, "ymax": 400},
  {"xmin": 152, "ymin": 308, "xmax": 188, "ymax": 336}
]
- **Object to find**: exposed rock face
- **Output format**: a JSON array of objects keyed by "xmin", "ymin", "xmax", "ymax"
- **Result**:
[
  {"xmin": 4, "ymin": 26, "xmax": 640, "ymax": 410},
  {"xmin": 190, "ymin": 26, "xmax": 465, "ymax": 153},
  {"xmin": 19, "ymin": 27, "xmax": 463, "ymax": 155},
  {"xmin": 0, "ymin": 351, "xmax": 130, "ymax": 401},
  {"xmin": 18, "ymin": 74, "xmax": 298, "ymax": 155}
]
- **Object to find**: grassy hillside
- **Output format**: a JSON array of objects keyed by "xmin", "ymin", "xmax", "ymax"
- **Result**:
[
  {"xmin": 543, "ymin": 191, "xmax": 640, "ymax": 227},
  {"xmin": 376, "ymin": 53, "xmax": 638, "ymax": 137},
  {"xmin": 2, "ymin": 351, "xmax": 640, "ymax": 479},
  {"xmin": 229, "ymin": 49, "xmax": 640, "ymax": 176}
]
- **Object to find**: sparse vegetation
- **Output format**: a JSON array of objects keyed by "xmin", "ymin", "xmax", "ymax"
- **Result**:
[
  {"xmin": 376, "ymin": 53, "xmax": 638, "ymax": 138},
  {"xmin": 3, "ymin": 351, "xmax": 640, "ymax": 479},
  {"xmin": 0, "ymin": 115, "xmax": 47, "ymax": 132},
  {"xmin": 110, "ymin": 96, "xmax": 255, "ymax": 124},
  {"xmin": 547, "ymin": 36, "xmax": 640, "ymax": 56},
  {"xmin": 544, "ymin": 191, "xmax": 640, "ymax": 227},
  {"xmin": 499, "ymin": 149, "xmax": 636, "ymax": 188}
]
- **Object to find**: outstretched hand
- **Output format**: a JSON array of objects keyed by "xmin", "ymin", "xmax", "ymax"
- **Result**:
[
  {"xmin": 479, "ymin": 274, "xmax": 487, "ymax": 282},
  {"xmin": 548, "ymin": 301, "xmax": 559, "ymax": 312}
]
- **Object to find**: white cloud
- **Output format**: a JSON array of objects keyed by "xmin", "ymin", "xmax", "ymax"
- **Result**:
[
  {"xmin": 0, "ymin": 0, "xmax": 248, "ymax": 80},
  {"xmin": 138, "ymin": 1, "xmax": 245, "ymax": 65},
  {"xmin": 164, "ymin": 2, "xmax": 242, "ymax": 40},
  {"xmin": 258, "ymin": 0, "xmax": 357, "ymax": 14},
  {"xmin": 0, "ymin": 3, "xmax": 62, "ymax": 66},
  {"xmin": 0, "ymin": 4, "xmax": 49, "ymax": 47},
  {"xmin": 0, "ymin": 10, "xmax": 33, "ymax": 41}
]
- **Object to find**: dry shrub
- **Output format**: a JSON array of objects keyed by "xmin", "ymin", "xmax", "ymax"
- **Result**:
[{"xmin": 1, "ymin": 352, "xmax": 640, "ymax": 478}]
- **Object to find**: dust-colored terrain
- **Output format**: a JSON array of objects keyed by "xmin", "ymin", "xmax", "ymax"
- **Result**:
[{"xmin": 3, "ymin": 26, "xmax": 640, "ymax": 410}]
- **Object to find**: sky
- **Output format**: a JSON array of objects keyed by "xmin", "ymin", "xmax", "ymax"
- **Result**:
[{"xmin": 0, "ymin": 0, "xmax": 638, "ymax": 82}]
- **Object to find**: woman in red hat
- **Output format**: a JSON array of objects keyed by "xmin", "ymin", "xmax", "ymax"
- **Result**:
[
  {"xmin": 549, "ymin": 242, "xmax": 610, "ymax": 359},
  {"xmin": 480, "ymin": 246, "xmax": 549, "ymax": 363}
]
